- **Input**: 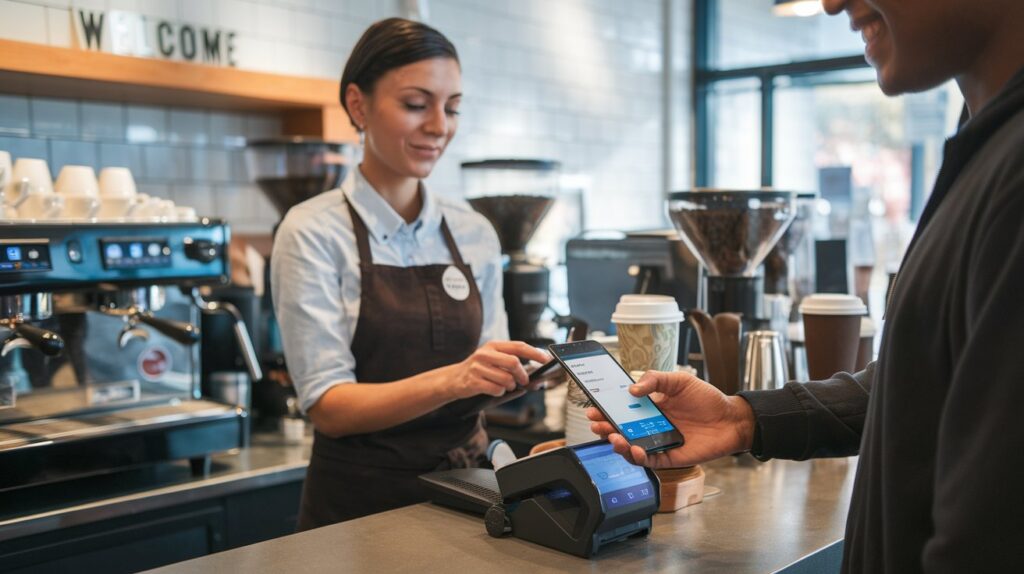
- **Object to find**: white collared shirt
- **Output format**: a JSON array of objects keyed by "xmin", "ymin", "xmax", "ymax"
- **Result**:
[{"xmin": 270, "ymin": 169, "xmax": 508, "ymax": 413}]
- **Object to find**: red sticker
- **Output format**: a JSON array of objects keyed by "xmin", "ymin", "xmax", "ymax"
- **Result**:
[{"xmin": 138, "ymin": 345, "xmax": 172, "ymax": 381}]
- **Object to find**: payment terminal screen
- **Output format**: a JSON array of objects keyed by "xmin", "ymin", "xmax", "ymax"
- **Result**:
[
  {"xmin": 562, "ymin": 349, "xmax": 675, "ymax": 439},
  {"xmin": 574, "ymin": 442, "xmax": 654, "ymax": 509}
]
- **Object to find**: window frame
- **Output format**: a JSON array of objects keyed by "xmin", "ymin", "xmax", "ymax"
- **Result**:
[{"xmin": 692, "ymin": 0, "xmax": 870, "ymax": 188}]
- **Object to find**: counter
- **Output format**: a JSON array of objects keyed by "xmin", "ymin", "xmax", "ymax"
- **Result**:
[{"xmin": 149, "ymin": 456, "xmax": 857, "ymax": 574}]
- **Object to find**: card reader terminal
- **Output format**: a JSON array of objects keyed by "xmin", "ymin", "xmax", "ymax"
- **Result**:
[{"xmin": 419, "ymin": 440, "xmax": 659, "ymax": 558}]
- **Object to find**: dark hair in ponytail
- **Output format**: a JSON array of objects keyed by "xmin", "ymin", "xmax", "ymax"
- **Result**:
[{"xmin": 340, "ymin": 18, "xmax": 459, "ymax": 129}]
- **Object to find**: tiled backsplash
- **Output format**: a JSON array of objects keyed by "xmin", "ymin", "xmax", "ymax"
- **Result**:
[
  {"xmin": 0, "ymin": 0, "xmax": 691, "ymax": 233},
  {"xmin": 0, "ymin": 95, "xmax": 282, "ymax": 232}
]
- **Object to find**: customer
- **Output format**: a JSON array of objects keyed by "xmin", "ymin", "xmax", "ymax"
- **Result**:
[
  {"xmin": 272, "ymin": 18, "xmax": 551, "ymax": 530},
  {"xmin": 588, "ymin": 0, "xmax": 1024, "ymax": 571}
]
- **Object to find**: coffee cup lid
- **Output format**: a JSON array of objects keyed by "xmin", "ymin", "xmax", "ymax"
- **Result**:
[
  {"xmin": 799, "ymin": 294, "xmax": 867, "ymax": 316},
  {"xmin": 611, "ymin": 294, "xmax": 683, "ymax": 324}
]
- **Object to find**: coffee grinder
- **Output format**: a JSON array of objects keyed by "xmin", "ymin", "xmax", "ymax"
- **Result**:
[
  {"xmin": 763, "ymin": 192, "xmax": 818, "ymax": 317},
  {"xmin": 462, "ymin": 159, "xmax": 560, "ymax": 427},
  {"xmin": 462, "ymin": 160, "xmax": 559, "ymax": 346},
  {"xmin": 233, "ymin": 138, "xmax": 353, "ymax": 423},
  {"xmin": 666, "ymin": 190, "xmax": 798, "ymax": 330}
]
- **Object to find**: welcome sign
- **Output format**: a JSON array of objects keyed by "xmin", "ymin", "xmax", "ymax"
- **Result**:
[{"xmin": 73, "ymin": 7, "xmax": 238, "ymax": 67}]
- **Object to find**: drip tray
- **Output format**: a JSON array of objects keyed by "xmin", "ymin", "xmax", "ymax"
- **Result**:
[
  {"xmin": 0, "ymin": 399, "xmax": 238, "ymax": 451},
  {"xmin": 0, "ymin": 400, "xmax": 244, "ymax": 491}
]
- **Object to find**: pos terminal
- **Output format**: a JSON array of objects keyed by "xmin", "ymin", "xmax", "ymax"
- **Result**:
[{"xmin": 419, "ymin": 441, "xmax": 660, "ymax": 558}]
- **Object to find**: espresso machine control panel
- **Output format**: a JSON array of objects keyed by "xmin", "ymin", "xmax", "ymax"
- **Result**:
[
  {"xmin": 0, "ymin": 220, "xmax": 229, "ymax": 294},
  {"xmin": 0, "ymin": 240, "xmax": 53, "ymax": 273}
]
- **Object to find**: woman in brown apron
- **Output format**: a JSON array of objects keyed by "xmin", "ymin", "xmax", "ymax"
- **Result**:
[{"xmin": 271, "ymin": 18, "xmax": 551, "ymax": 530}]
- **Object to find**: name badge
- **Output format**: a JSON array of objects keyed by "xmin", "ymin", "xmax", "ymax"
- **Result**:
[{"xmin": 442, "ymin": 265, "xmax": 470, "ymax": 301}]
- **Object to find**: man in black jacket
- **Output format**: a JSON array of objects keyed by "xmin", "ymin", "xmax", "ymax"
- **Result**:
[{"xmin": 588, "ymin": 0, "xmax": 1024, "ymax": 571}]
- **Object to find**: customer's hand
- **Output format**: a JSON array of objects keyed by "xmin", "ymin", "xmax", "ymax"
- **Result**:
[
  {"xmin": 448, "ymin": 341, "xmax": 552, "ymax": 399},
  {"xmin": 587, "ymin": 370, "xmax": 756, "ymax": 469}
]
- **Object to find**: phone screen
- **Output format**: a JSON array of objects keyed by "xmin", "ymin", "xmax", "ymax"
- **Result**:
[{"xmin": 558, "ymin": 347, "xmax": 676, "ymax": 439}]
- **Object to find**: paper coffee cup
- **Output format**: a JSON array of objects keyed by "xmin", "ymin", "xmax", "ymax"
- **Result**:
[
  {"xmin": 612, "ymin": 294, "xmax": 683, "ymax": 373},
  {"xmin": 799, "ymin": 294, "xmax": 866, "ymax": 379}
]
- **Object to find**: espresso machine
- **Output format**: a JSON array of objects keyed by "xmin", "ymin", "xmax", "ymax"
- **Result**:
[
  {"xmin": 666, "ymin": 190, "xmax": 797, "ymax": 329},
  {"xmin": 0, "ymin": 219, "xmax": 257, "ymax": 491},
  {"xmin": 462, "ymin": 159, "xmax": 561, "ymax": 427}
]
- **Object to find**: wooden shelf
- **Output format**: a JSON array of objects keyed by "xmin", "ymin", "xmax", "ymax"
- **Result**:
[{"xmin": 0, "ymin": 38, "xmax": 356, "ymax": 142}]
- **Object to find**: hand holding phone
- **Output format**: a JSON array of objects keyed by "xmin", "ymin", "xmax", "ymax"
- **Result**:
[
  {"xmin": 586, "ymin": 370, "xmax": 758, "ymax": 469},
  {"xmin": 550, "ymin": 340, "xmax": 684, "ymax": 454}
]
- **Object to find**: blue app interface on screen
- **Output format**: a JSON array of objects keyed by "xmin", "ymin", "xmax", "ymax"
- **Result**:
[
  {"xmin": 562, "ymin": 348, "xmax": 675, "ymax": 439},
  {"xmin": 574, "ymin": 442, "xmax": 654, "ymax": 509}
]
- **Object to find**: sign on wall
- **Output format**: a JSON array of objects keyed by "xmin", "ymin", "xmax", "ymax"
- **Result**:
[{"xmin": 73, "ymin": 8, "xmax": 238, "ymax": 67}]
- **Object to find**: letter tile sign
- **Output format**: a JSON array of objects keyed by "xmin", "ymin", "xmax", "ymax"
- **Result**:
[{"xmin": 72, "ymin": 7, "xmax": 238, "ymax": 67}]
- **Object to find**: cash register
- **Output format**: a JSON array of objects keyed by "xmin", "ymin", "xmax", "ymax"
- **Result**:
[{"xmin": 419, "ymin": 440, "xmax": 660, "ymax": 558}]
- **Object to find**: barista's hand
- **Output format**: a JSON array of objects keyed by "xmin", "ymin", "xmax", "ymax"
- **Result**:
[
  {"xmin": 587, "ymin": 370, "xmax": 756, "ymax": 469},
  {"xmin": 447, "ymin": 341, "xmax": 552, "ymax": 399}
]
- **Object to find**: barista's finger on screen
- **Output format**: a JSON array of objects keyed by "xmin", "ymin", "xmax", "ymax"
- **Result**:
[{"xmin": 492, "ymin": 341, "xmax": 550, "ymax": 364}]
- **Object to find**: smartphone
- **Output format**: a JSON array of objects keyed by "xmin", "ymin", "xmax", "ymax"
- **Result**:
[
  {"xmin": 549, "ymin": 340, "xmax": 684, "ymax": 453},
  {"xmin": 528, "ymin": 359, "xmax": 564, "ymax": 382}
]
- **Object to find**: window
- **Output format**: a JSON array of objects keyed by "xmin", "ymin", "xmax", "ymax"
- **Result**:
[{"xmin": 694, "ymin": 0, "xmax": 963, "ymax": 316}]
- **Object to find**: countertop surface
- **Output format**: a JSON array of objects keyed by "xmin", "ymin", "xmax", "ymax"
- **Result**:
[
  {"xmin": 149, "ymin": 456, "xmax": 858, "ymax": 574},
  {"xmin": 0, "ymin": 432, "xmax": 312, "ymax": 542}
]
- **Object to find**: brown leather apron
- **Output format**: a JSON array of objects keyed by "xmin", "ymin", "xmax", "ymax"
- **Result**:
[{"xmin": 296, "ymin": 200, "xmax": 489, "ymax": 530}]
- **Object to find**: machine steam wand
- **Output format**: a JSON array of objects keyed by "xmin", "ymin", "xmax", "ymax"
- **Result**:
[{"xmin": 186, "ymin": 287, "xmax": 263, "ymax": 383}]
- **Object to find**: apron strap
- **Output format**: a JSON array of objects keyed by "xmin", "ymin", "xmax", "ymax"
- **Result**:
[
  {"xmin": 345, "ymin": 200, "xmax": 374, "ymax": 265},
  {"xmin": 439, "ymin": 217, "xmax": 468, "ymax": 267}
]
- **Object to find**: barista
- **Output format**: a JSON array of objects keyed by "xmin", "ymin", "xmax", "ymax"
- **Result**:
[{"xmin": 271, "ymin": 18, "xmax": 550, "ymax": 530}]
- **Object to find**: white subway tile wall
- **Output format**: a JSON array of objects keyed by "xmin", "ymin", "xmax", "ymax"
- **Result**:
[
  {"xmin": 0, "ymin": 94, "xmax": 283, "ymax": 233},
  {"xmin": 0, "ymin": 0, "xmax": 690, "ymax": 232}
]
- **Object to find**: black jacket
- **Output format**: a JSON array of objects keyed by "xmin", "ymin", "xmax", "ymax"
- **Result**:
[{"xmin": 740, "ymin": 67, "xmax": 1024, "ymax": 573}]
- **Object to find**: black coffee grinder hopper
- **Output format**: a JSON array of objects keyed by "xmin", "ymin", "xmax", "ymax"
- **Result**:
[
  {"xmin": 419, "ymin": 440, "xmax": 659, "ymax": 558},
  {"xmin": 666, "ymin": 190, "xmax": 797, "ymax": 330}
]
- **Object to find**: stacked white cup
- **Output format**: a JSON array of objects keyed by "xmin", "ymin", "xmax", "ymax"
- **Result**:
[
  {"xmin": 54, "ymin": 165, "xmax": 101, "ymax": 220},
  {"xmin": 97, "ymin": 167, "xmax": 141, "ymax": 220},
  {"xmin": 0, "ymin": 151, "xmax": 16, "ymax": 218},
  {"xmin": 7, "ymin": 158, "xmax": 63, "ymax": 220}
]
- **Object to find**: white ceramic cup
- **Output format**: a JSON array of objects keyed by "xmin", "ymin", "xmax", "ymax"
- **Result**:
[
  {"xmin": 55, "ymin": 165, "xmax": 100, "ymax": 197},
  {"xmin": 174, "ymin": 206, "xmax": 197, "ymax": 222},
  {"xmin": 0, "ymin": 151, "xmax": 11, "ymax": 191},
  {"xmin": 96, "ymin": 196, "xmax": 141, "ymax": 220},
  {"xmin": 135, "ymin": 196, "xmax": 176, "ymax": 221},
  {"xmin": 8, "ymin": 158, "xmax": 54, "ymax": 206},
  {"xmin": 60, "ymin": 195, "xmax": 101, "ymax": 219},
  {"xmin": 17, "ymin": 193, "xmax": 64, "ymax": 219},
  {"xmin": 98, "ymin": 167, "xmax": 138, "ymax": 199}
]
